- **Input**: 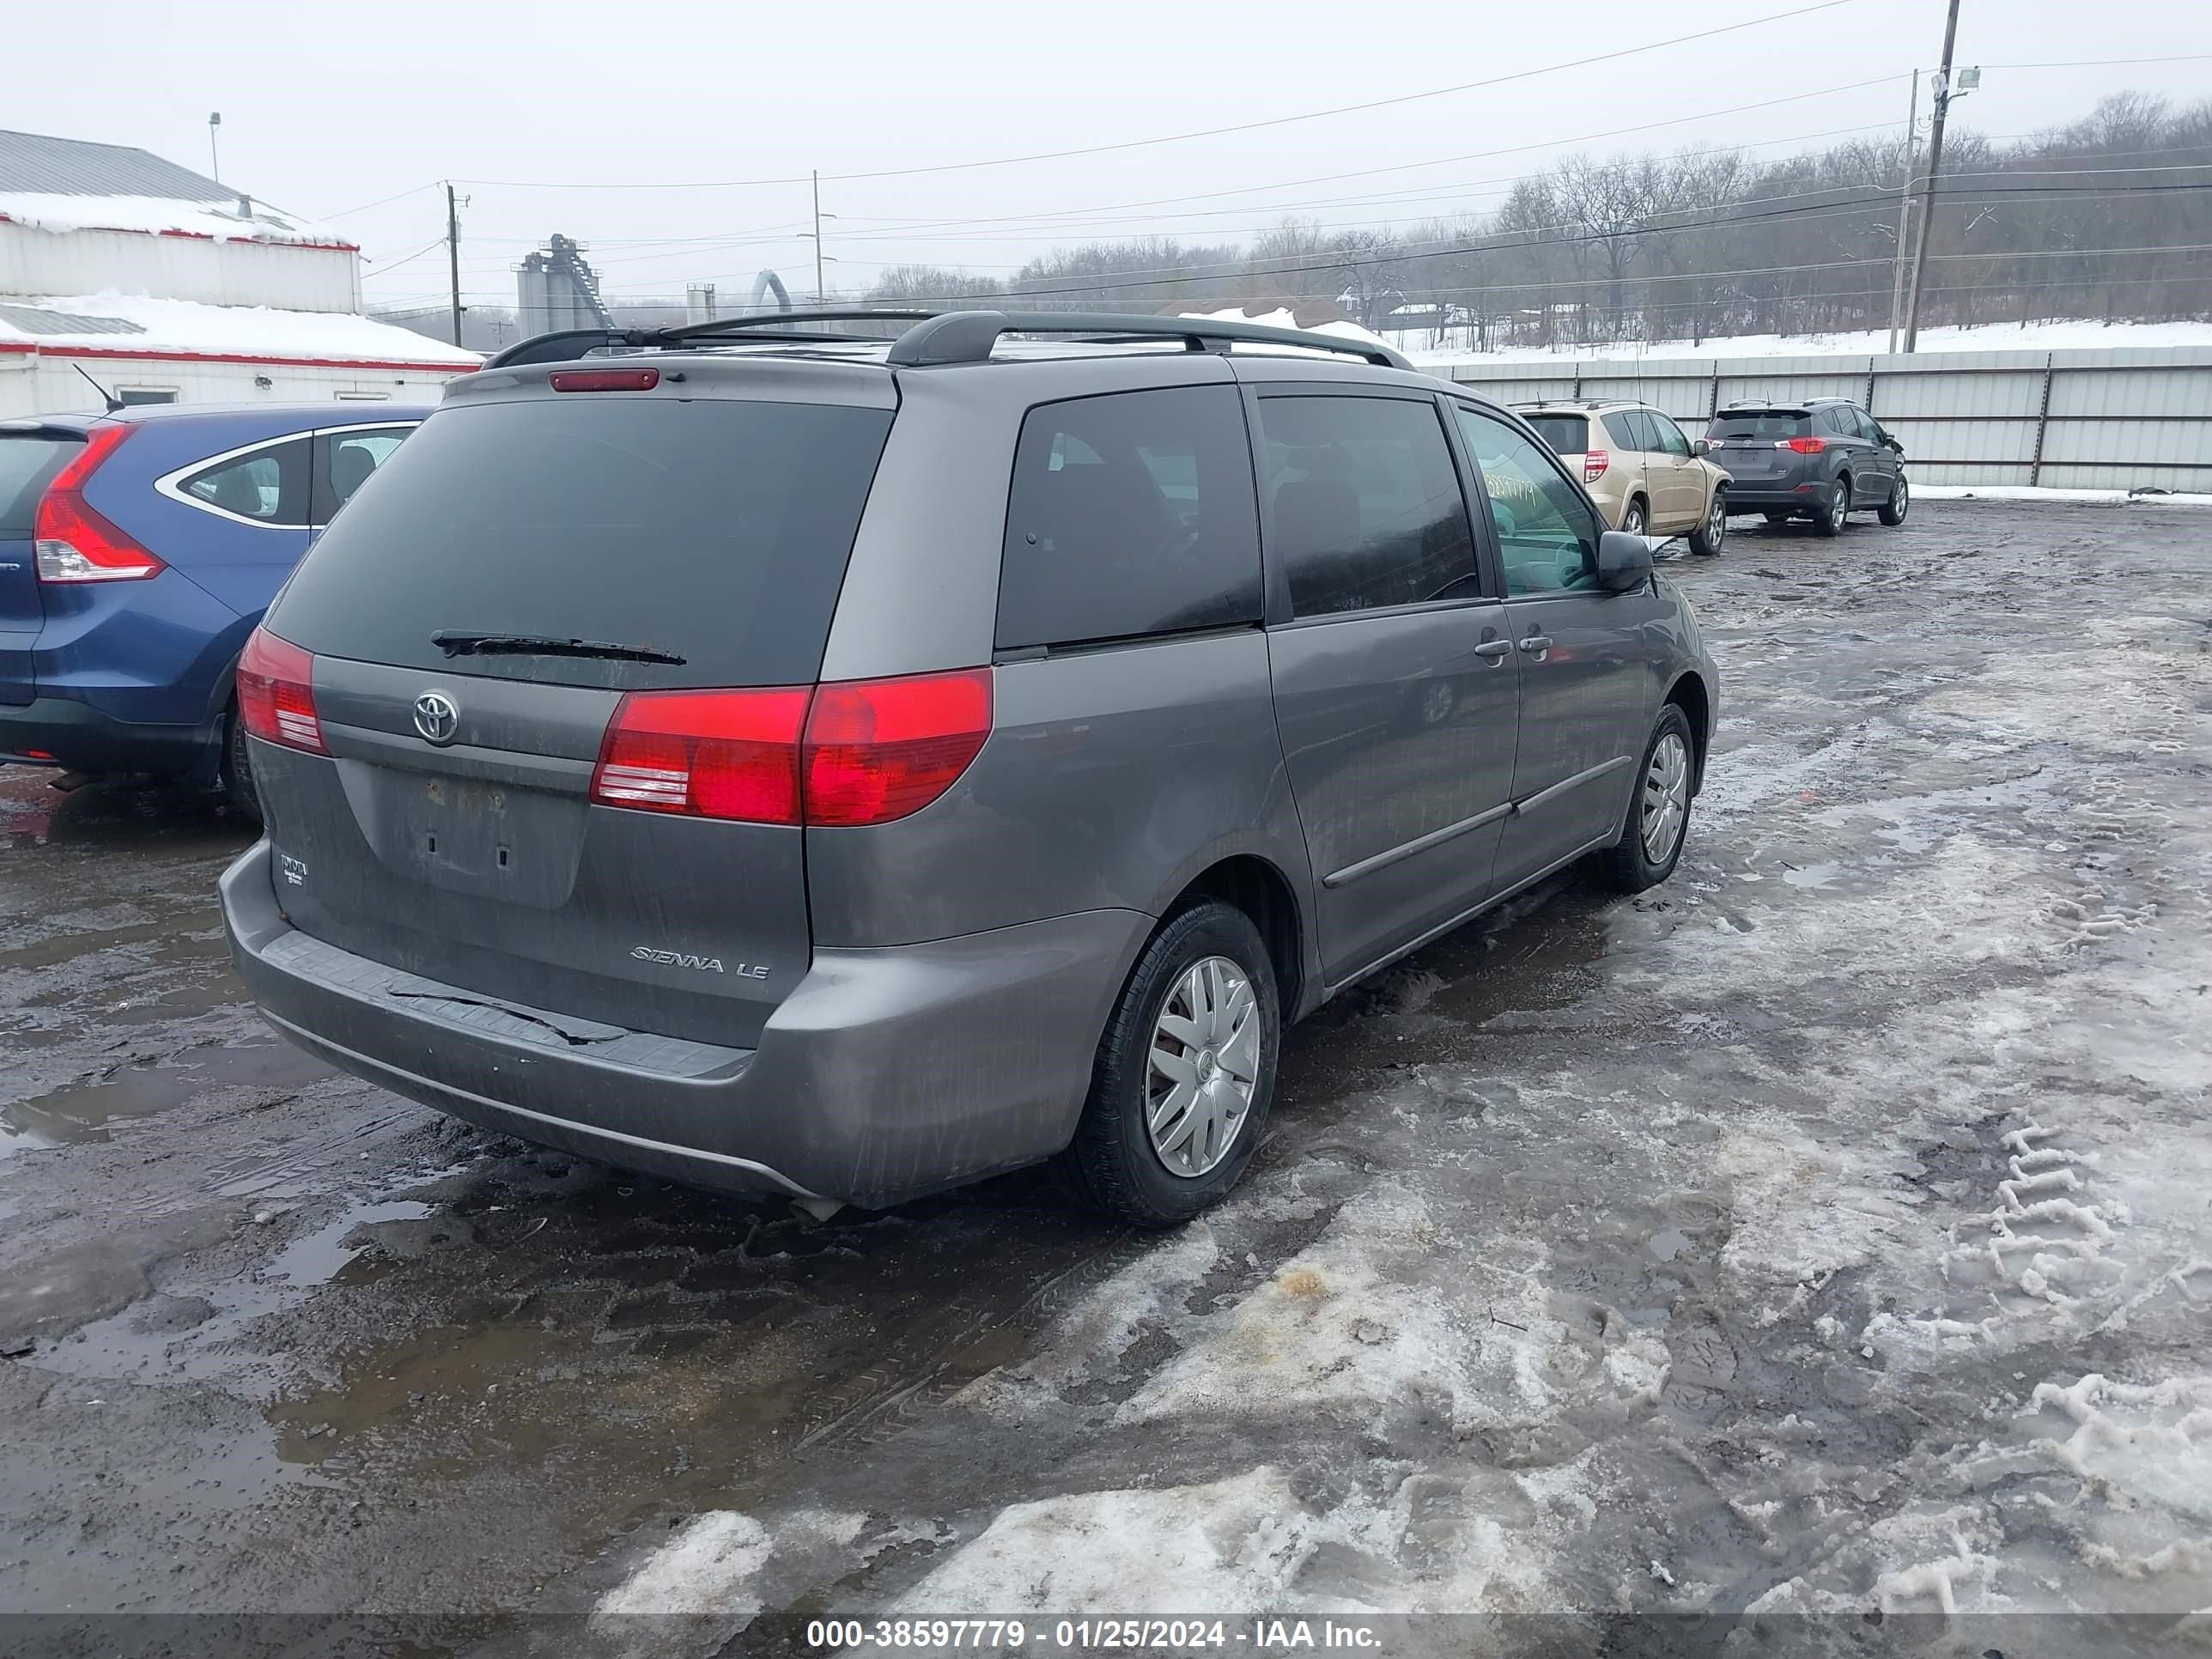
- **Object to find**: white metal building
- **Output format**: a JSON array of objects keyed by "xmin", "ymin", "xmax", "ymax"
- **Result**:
[{"xmin": 0, "ymin": 129, "xmax": 477, "ymax": 418}]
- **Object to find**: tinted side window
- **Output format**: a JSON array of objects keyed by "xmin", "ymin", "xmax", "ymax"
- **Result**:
[
  {"xmin": 1820, "ymin": 407, "xmax": 1855, "ymax": 438},
  {"xmin": 1255, "ymin": 396, "xmax": 1477, "ymax": 618},
  {"xmin": 1623, "ymin": 410, "xmax": 1664, "ymax": 452},
  {"xmin": 312, "ymin": 426, "xmax": 413, "ymax": 522},
  {"xmin": 179, "ymin": 438, "xmax": 310, "ymax": 526},
  {"xmin": 1601, "ymin": 411, "xmax": 1641, "ymax": 449},
  {"xmin": 1650, "ymin": 414, "xmax": 1692, "ymax": 457},
  {"xmin": 997, "ymin": 386, "xmax": 1261, "ymax": 651},
  {"xmin": 1855, "ymin": 408, "xmax": 1883, "ymax": 442},
  {"xmin": 1453, "ymin": 408, "xmax": 1601, "ymax": 598}
]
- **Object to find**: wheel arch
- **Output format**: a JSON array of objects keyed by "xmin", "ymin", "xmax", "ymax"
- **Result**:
[
  {"xmin": 1663, "ymin": 670, "xmax": 1713, "ymax": 795},
  {"xmin": 1170, "ymin": 854, "xmax": 1308, "ymax": 1021}
]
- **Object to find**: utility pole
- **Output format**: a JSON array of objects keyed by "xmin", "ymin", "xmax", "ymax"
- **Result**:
[
  {"xmin": 446, "ymin": 184, "xmax": 464, "ymax": 349},
  {"xmin": 1902, "ymin": 0, "xmax": 1963, "ymax": 352},
  {"xmin": 1886, "ymin": 70, "xmax": 1920, "ymax": 356},
  {"xmin": 207, "ymin": 112, "xmax": 222, "ymax": 183},
  {"xmin": 811, "ymin": 170, "xmax": 825, "ymax": 306}
]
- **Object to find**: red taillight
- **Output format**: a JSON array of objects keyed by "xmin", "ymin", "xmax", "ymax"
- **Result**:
[
  {"xmin": 592, "ymin": 687, "xmax": 810, "ymax": 823},
  {"xmin": 550, "ymin": 368, "xmax": 659, "ymax": 392},
  {"xmin": 587, "ymin": 668, "xmax": 994, "ymax": 828},
  {"xmin": 1583, "ymin": 448, "xmax": 1609, "ymax": 483},
  {"xmin": 804, "ymin": 668, "xmax": 994, "ymax": 828},
  {"xmin": 237, "ymin": 627, "xmax": 325, "ymax": 754},
  {"xmin": 1784, "ymin": 435, "xmax": 1828, "ymax": 454},
  {"xmin": 34, "ymin": 425, "xmax": 164, "ymax": 583}
]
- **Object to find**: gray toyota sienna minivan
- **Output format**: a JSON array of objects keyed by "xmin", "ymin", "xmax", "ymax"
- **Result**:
[{"xmin": 221, "ymin": 310, "xmax": 1718, "ymax": 1226}]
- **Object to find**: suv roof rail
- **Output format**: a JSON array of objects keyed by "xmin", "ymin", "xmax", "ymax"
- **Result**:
[{"xmin": 483, "ymin": 307, "xmax": 1415, "ymax": 373}]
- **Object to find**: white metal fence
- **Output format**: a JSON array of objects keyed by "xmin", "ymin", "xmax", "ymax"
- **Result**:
[{"xmin": 1434, "ymin": 345, "xmax": 2212, "ymax": 492}]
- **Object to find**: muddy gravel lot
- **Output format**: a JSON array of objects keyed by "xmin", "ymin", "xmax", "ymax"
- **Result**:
[{"xmin": 1, "ymin": 501, "xmax": 2207, "ymax": 1656}]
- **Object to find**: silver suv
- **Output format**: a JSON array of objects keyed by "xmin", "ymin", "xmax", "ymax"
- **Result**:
[{"xmin": 221, "ymin": 310, "xmax": 1718, "ymax": 1226}]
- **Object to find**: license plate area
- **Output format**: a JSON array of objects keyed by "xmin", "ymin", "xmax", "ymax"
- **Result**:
[{"xmin": 349, "ymin": 762, "xmax": 586, "ymax": 910}]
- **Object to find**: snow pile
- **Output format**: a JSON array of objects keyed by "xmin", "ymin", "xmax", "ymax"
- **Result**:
[
  {"xmin": 0, "ymin": 291, "xmax": 479, "ymax": 368},
  {"xmin": 1917, "ymin": 484, "xmax": 2212, "ymax": 507},
  {"xmin": 1407, "ymin": 318, "xmax": 2212, "ymax": 365},
  {"xmin": 0, "ymin": 191, "xmax": 345, "ymax": 248}
]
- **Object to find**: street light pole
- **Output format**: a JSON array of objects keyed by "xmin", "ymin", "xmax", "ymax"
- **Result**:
[
  {"xmin": 1902, "ymin": 0, "xmax": 1964, "ymax": 353},
  {"xmin": 1887, "ymin": 70, "xmax": 1920, "ymax": 356}
]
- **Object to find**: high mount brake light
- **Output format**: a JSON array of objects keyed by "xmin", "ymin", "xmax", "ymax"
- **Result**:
[
  {"xmin": 550, "ymin": 368, "xmax": 660, "ymax": 392},
  {"xmin": 237, "ymin": 628, "xmax": 325, "ymax": 754},
  {"xmin": 34, "ymin": 426, "xmax": 163, "ymax": 583},
  {"xmin": 589, "ymin": 668, "xmax": 994, "ymax": 827}
]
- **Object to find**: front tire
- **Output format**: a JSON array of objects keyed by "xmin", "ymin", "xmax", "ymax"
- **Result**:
[
  {"xmin": 1687, "ymin": 489, "xmax": 1727, "ymax": 556},
  {"xmin": 1813, "ymin": 478, "xmax": 1849, "ymax": 538},
  {"xmin": 1877, "ymin": 473, "xmax": 1910, "ymax": 526},
  {"xmin": 220, "ymin": 704, "xmax": 264, "ymax": 826},
  {"xmin": 1597, "ymin": 704, "xmax": 1695, "ymax": 894},
  {"xmin": 1057, "ymin": 901, "xmax": 1279, "ymax": 1228}
]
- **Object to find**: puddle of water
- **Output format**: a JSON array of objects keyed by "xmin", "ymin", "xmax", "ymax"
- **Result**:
[
  {"xmin": 2, "ymin": 1038, "xmax": 331, "ymax": 1154},
  {"xmin": 1781, "ymin": 863, "xmax": 1843, "ymax": 889},
  {"xmin": 266, "ymin": 1200, "xmax": 435, "ymax": 1287},
  {"xmin": 1649, "ymin": 1228, "xmax": 1693, "ymax": 1263}
]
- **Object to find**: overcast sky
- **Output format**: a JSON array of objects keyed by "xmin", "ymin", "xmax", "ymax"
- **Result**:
[{"xmin": 13, "ymin": 0, "xmax": 2210, "ymax": 314}]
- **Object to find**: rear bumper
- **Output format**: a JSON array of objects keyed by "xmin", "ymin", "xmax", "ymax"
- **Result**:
[
  {"xmin": 1720, "ymin": 483, "xmax": 1821, "ymax": 512},
  {"xmin": 221, "ymin": 841, "xmax": 1151, "ymax": 1206},
  {"xmin": 0, "ymin": 693, "xmax": 218, "ymax": 775}
]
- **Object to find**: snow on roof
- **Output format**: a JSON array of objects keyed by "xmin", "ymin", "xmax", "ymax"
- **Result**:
[
  {"xmin": 0, "ymin": 292, "xmax": 480, "ymax": 369},
  {"xmin": 0, "ymin": 191, "xmax": 348, "ymax": 249},
  {"xmin": 1180, "ymin": 304, "xmax": 1391, "ymax": 349}
]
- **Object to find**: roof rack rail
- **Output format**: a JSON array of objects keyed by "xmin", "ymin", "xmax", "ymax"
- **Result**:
[
  {"xmin": 483, "ymin": 307, "xmax": 1415, "ymax": 373},
  {"xmin": 884, "ymin": 310, "xmax": 1413, "ymax": 370},
  {"xmin": 483, "ymin": 310, "xmax": 940, "ymax": 370}
]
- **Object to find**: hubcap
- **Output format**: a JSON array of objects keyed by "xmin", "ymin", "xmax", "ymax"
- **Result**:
[
  {"xmin": 1625, "ymin": 504, "xmax": 1645, "ymax": 533},
  {"xmin": 1707, "ymin": 497, "xmax": 1725, "ymax": 546},
  {"xmin": 1146, "ymin": 956, "xmax": 1260, "ymax": 1179},
  {"xmin": 1894, "ymin": 477, "xmax": 1908, "ymax": 514},
  {"xmin": 1641, "ymin": 732, "xmax": 1690, "ymax": 864}
]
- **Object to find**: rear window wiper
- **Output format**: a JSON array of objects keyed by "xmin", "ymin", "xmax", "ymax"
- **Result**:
[{"xmin": 431, "ymin": 631, "xmax": 686, "ymax": 666}]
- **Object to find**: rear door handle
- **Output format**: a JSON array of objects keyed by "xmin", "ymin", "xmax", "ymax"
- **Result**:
[
  {"xmin": 1518, "ymin": 634, "xmax": 1553, "ymax": 653},
  {"xmin": 1473, "ymin": 640, "xmax": 1513, "ymax": 659}
]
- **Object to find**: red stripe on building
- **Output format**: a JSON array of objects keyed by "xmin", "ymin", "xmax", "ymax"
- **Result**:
[
  {"xmin": 27, "ymin": 343, "xmax": 477, "ymax": 374},
  {"xmin": 0, "ymin": 213, "xmax": 359, "ymax": 254}
]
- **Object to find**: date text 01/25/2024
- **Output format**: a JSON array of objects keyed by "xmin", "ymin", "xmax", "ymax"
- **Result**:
[{"xmin": 802, "ymin": 1619, "xmax": 1384, "ymax": 1650}]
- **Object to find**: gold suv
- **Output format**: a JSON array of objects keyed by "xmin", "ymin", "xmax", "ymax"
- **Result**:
[{"xmin": 1513, "ymin": 399, "xmax": 1731, "ymax": 555}]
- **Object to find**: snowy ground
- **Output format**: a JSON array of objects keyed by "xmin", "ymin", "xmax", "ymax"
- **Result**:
[
  {"xmin": 1, "ymin": 502, "xmax": 2206, "ymax": 1655},
  {"xmin": 1401, "ymin": 318, "xmax": 2212, "ymax": 365}
]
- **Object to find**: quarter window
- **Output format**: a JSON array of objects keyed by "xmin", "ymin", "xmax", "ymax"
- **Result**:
[
  {"xmin": 997, "ymin": 386, "xmax": 1262, "ymax": 651},
  {"xmin": 1453, "ymin": 408, "xmax": 1602, "ymax": 598},
  {"xmin": 177, "ymin": 437, "xmax": 310, "ymax": 526},
  {"xmin": 1601, "ymin": 411, "xmax": 1641, "ymax": 449},
  {"xmin": 1255, "ymin": 395, "xmax": 1478, "ymax": 617}
]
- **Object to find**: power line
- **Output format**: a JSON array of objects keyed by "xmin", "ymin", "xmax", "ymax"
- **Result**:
[{"xmin": 452, "ymin": 2, "xmax": 1863, "ymax": 192}]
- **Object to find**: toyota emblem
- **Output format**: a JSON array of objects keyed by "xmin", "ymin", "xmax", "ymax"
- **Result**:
[{"xmin": 412, "ymin": 690, "xmax": 460, "ymax": 746}]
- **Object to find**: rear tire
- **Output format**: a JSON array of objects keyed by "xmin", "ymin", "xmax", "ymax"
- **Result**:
[
  {"xmin": 1686, "ymin": 489, "xmax": 1727, "ymax": 556},
  {"xmin": 1056, "ymin": 901, "xmax": 1279, "ymax": 1228},
  {"xmin": 1597, "ymin": 704, "xmax": 1695, "ymax": 894},
  {"xmin": 1877, "ymin": 473, "xmax": 1910, "ymax": 526},
  {"xmin": 1620, "ymin": 497, "xmax": 1648, "ymax": 536},
  {"xmin": 220, "ymin": 704, "xmax": 264, "ymax": 827},
  {"xmin": 1813, "ymin": 478, "xmax": 1849, "ymax": 538}
]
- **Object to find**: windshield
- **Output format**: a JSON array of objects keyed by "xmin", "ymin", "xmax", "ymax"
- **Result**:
[
  {"xmin": 1709, "ymin": 411, "xmax": 1809, "ymax": 442},
  {"xmin": 1522, "ymin": 415, "xmax": 1589, "ymax": 456},
  {"xmin": 267, "ymin": 397, "xmax": 894, "ymax": 690}
]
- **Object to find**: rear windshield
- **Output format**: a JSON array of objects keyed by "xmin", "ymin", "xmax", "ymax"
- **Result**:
[
  {"xmin": 1522, "ymin": 415, "xmax": 1589, "ymax": 456},
  {"xmin": 268, "ymin": 397, "xmax": 894, "ymax": 690},
  {"xmin": 0, "ymin": 434, "xmax": 76, "ymax": 539},
  {"xmin": 1710, "ymin": 411, "xmax": 1809, "ymax": 441}
]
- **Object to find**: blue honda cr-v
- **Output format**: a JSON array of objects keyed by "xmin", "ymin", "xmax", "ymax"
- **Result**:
[{"xmin": 0, "ymin": 402, "xmax": 428, "ymax": 819}]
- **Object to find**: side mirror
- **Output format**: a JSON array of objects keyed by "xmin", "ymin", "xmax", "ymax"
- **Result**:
[
  {"xmin": 1596, "ymin": 530, "xmax": 1653, "ymax": 592},
  {"xmin": 1692, "ymin": 438, "xmax": 1711, "ymax": 458},
  {"xmin": 1886, "ymin": 436, "xmax": 1905, "ymax": 455}
]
